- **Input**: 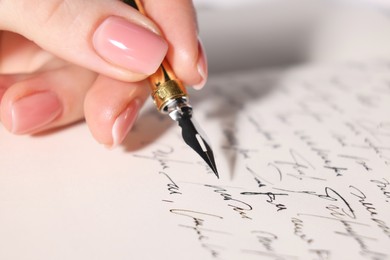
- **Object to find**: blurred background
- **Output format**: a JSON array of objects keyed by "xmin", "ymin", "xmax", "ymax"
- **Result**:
[{"xmin": 192, "ymin": 0, "xmax": 390, "ymax": 74}]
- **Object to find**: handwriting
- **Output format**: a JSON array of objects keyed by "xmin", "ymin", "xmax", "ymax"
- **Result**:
[
  {"xmin": 133, "ymin": 143, "xmax": 192, "ymax": 170},
  {"xmin": 204, "ymin": 184, "xmax": 253, "ymax": 220},
  {"xmin": 251, "ymin": 230, "xmax": 278, "ymax": 252},
  {"xmin": 247, "ymin": 115, "xmax": 281, "ymax": 148},
  {"xmin": 308, "ymin": 249, "xmax": 331, "ymax": 260},
  {"xmin": 170, "ymin": 209, "xmax": 225, "ymax": 258},
  {"xmin": 241, "ymin": 191, "xmax": 288, "ymax": 212},
  {"xmin": 338, "ymin": 154, "xmax": 372, "ymax": 171},
  {"xmin": 370, "ymin": 178, "xmax": 390, "ymax": 202},
  {"xmin": 246, "ymin": 165, "xmax": 279, "ymax": 187},
  {"xmin": 349, "ymin": 185, "xmax": 390, "ymax": 239},
  {"xmin": 148, "ymin": 62, "xmax": 390, "ymax": 259},
  {"xmin": 291, "ymin": 217, "xmax": 314, "ymax": 244},
  {"xmin": 363, "ymin": 138, "xmax": 390, "ymax": 166},
  {"xmin": 159, "ymin": 171, "xmax": 181, "ymax": 195},
  {"xmin": 272, "ymin": 149, "xmax": 321, "ymax": 181},
  {"xmin": 295, "ymin": 131, "xmax": 349, "ymax": 176},
  {"xmin": 357, "ymin": 120, "xmax": 390, "ymax": 141},
  {"xmin": 276, "ymin": 187, "xmax": 355, "ymax": 219},
  {"xmin": 298, "ymin": 212, "xmax": 388, "ymax": 258},
  {"xmin": 336, "ymin": 220, "xmax": 388, "ymax": 259}
]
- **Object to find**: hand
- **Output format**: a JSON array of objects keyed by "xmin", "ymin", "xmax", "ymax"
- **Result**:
[{"xmin": 0, "ymin": 0, "xmax": 207, "ymax": 146}]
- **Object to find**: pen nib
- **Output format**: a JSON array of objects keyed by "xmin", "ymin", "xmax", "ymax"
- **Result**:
[{"xmin": 177, "ymin": 112, "xmax": 219, "ymax": 178}]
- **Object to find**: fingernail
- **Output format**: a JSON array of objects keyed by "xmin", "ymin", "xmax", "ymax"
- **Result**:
[
  {"xmin": 193, "ymin": 39, "xmax": 208, "ymax": 90},
  {"xmin": 112, "ymin": 99, "xmax": 140, "ymax": 147},
  {"xmin": 93, "ymin": 16, "xmax": 168, "ymax": 75},
  {"xmin": 11, "ymin": 92, "xmax": 62, "ymax": 134}
]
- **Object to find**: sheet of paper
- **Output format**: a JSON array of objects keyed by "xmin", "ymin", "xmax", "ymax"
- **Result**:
[{"xmin": 0, "ymin": 61, "xmax": 389, "ymax": 260}]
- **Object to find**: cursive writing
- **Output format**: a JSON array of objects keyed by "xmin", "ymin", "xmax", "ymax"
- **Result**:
[
  {"xmin": 349, "ymin": 185, "xmax": 390, "ymax": 239},
  {"xmin": 204, "ymin": 184, "xmax": 253, "ymax": 220},
  {"xmin": 370, "ymin": 178, "xmax": 390, "ymax": 202},
  {"xmin": 170, "ymin": 209, "xmax": 225, "ymax": 258},
  {"xmin": 291, "ymin": 217, "xmax": 314, "ymax": 244},
  {"xmin": 159, "ymin": 171, "xmax": 181, "ymax": 195}
]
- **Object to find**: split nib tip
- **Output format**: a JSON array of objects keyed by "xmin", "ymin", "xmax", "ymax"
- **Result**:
[
  {"xmin": 178, "ymin": 116, "xmax": 219, "ymax": 179},
  {"xmin": 209, "ymin": 161, "xmax": 219, "ymax": 178}
]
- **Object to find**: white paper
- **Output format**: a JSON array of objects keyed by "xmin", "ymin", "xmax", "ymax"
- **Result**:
[{"xmin": 1, "ymin": 61, "xmax": 389, "ymax": 260}]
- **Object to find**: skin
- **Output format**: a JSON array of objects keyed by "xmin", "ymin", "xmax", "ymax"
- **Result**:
[{"xmin": 0, "ymin": 0, "xmax": 206, "ymax": 146}]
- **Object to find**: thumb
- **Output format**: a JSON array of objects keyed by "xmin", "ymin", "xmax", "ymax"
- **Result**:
[{"xmin": 0, "ymin": 0, "xmax": 168, "ymax": 81}]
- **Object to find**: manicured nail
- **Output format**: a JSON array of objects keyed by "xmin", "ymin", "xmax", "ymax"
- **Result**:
[
  {"xmin": 112, "ymin": 99, "xmax": 140, "ymax": 147},
  {"xmin": 193, "ymin": 39, "xmax": 208, "ymax": 90},
  {"xmin": 93, "ymin": 16, "xmax": 168, "ymax": 75},
  {"xmin": 11, "ymin": 92, "xmax": 62, "ymax": 134}
]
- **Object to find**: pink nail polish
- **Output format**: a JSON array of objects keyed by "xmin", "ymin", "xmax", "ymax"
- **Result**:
[
  {"xmin": 93, "ymin": 16, "xmax": 168, "ymax": 75},
  {"xmin": 112, "ymin": 99, "xmax": 140, "ymax": 146},
  {"xmin": 193, "ymin": 39, "xmax": 208, "ymax": 90},
  {"xmin": 11, "ymin": 92, "xmax": 62, "ymax": 134}
]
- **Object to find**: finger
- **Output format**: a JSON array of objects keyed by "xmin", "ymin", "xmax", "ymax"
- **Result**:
[
  {"xmin": 0, "ymin": 74, "xmax": 27, "ymax": 90},
  {"xmin": 143, "ymin": 0, "xmax": 208, "ymax": 89},
  {"xmin": 0, "ymin": 76, "xmax": 13, "ymax": 100},
  {"xmin": 0, "ymin": 65, "xmax": 97, "ymax": 134},
  {"xmin": 0, "ymin": 32, "xmax": 54, "ymax": 74},
  {"xmin": 0, "ymin": 74, "xmax": 31, "ymax": 100},
  {"xmin": 0, "ymin": 0, "xmax": 168, "ymax": 82},
  {"xmin": 84, "ymin": 75, "xmax": 149, "ymax": 147}
]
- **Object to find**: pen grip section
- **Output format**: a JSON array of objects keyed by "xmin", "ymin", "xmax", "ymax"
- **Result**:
[{"xmin": 149, "ymin": 60, "xmax": 188, "ymax": 112}]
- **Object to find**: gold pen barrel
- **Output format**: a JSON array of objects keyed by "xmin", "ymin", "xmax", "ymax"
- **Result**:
[{"xmin": 149, "ymin": 60, "xmax": 188, "ymax": 112}]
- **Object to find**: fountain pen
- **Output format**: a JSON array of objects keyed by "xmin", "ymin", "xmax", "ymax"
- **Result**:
[{"xmin": 123, "ymin": 0, "xmax": 219, "ymax": 177}]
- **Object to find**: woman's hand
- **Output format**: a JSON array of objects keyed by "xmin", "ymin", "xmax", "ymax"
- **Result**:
[{"xmin": 0, "ymin": 0, "xmax": 207, "ymax": 146}]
